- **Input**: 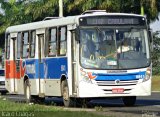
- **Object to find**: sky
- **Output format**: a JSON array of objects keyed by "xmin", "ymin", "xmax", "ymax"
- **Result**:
[{"xmin": 150, "ymin": 15, "xmax": 160, "ymax": 32}]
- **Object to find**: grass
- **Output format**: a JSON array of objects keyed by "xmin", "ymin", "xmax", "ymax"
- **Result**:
[
  {"xmin": 152, "ymin": 75, "xmax": 160, "ymax": 91},
  {"xmin": 0, "ymin": 97, "xmax": 106, "ymax": 117}
]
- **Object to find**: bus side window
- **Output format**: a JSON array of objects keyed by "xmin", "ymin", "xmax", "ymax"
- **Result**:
[
  {"xmin": 30, "ymin": 31, "xmax": 36, "ymax": 58},
  {"xmin": 6, "ymin": 34, "xmax": 10, "ymax": 59},
  {"xmin": 59, "ymin": 27, "xmax": 67, "ymax": 55},
  {"xmin": 22, "ymin": 32, "xmax": 29, "ymax": 58},
  {"xmin": 48, "ymin": 28, "xmax": 57, "ymax": 56},
  {"xmin": 17, "ymin": 33, "xmax": 21, "ymax": 59}
]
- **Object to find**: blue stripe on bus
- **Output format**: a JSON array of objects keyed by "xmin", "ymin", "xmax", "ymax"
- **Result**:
[
  {"xmin": 94, "ymin": 71, "xmax": 146, "ymax": 81},
  {"xmin": 24, "ymin": 57, "xmax": 68, "ymax": 79},
  {"xmin": 24, "ymin": 57, "xmax": 146, "ymax": 81}
]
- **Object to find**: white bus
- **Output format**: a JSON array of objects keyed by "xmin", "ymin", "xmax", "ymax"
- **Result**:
[{"xmin": 5, "ymin": 10, "xmax": 152, "ymax": 107}]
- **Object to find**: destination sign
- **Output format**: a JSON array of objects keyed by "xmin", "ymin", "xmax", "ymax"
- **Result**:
[{"xmin": 79, "ymin": 16, "xmax": 146, "ymax": 26}]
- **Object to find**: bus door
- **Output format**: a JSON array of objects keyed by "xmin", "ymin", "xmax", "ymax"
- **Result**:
[
  {"xmin": 37, "ymin": 34, "xmax": 45, "ymax": 97},
  {"xmin": 10, "ymin": 33, "xmax": 20, "ymax": 93},
  {"xmin": 71, "ymin": 31, "xmax": 78, "ymax": 95}
]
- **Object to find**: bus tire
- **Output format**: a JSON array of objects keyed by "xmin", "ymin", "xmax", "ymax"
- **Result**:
[
  {"xmin": 0, "ymin": 91, "xmax": 8, "ymax": 95},
  {"xmin": 24, "ymin": 79, "xmax": 31, "ymax": 103},
  {"xmin": 122, "ymin": 96, "xmax": 136, "ymax": 106},
  {"xmin": 61, "ymin": 80, "xmax": 74, "ymax": 107}
]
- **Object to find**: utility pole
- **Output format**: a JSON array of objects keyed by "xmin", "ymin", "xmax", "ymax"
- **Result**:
[
  {"xmin": 59, "ymin": 0, "xmax": 63, "ymax": 17},
  {"xmin": 140, "ymin": 0, "xmax": 144, "ymax": 16},
  {"xmin": 141, "ymin": 3, "xmax": 144, "ymax": 15}
]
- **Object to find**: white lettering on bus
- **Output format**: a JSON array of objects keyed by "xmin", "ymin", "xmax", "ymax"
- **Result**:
[{"xmin": 26, "ymin": 64, "xmax": 35, "ymax": 74}]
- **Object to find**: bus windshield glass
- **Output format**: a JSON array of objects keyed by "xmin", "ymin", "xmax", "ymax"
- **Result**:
[{"xmin": 80, "ymin": 27, "xmax": 150, "ymax": 69}]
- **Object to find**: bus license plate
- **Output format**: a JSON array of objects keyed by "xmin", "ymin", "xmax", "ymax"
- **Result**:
[{"xmin": 112, "ymin": 88, "xmax": 124, "ymax": 93}]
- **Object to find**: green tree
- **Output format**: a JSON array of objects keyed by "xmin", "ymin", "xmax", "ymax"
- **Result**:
[
  {"xmin": 0, "ymin": 0, "xmax": 32, "ymax": 34},
  {"xmin": 24, "ymin": 0, "xmax": 58, "ymax": 21},
  {"xmin": 0, "ymin": 0, "xmax": 160, "ymax": 35},
  {"xmin": 67, "ymin": 0, "xmax": 159, "ymax": 22},
  {"xmin": 152, "ymin": 31, "xmax": 160, "ymax": 75}
]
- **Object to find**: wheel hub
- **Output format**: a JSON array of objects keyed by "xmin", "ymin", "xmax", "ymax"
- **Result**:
[{"xmin": 63, "ymin": 87, "xmax": 69, "ymax": 101}]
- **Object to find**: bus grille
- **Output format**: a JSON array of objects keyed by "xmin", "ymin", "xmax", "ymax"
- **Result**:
[
  {"xmin": 96, "ymin": 80, "xmax": 139, "ymax": 86},
  {"xmin": 96, "ymin": 80, "xmax": 139, "ymax": 94}
]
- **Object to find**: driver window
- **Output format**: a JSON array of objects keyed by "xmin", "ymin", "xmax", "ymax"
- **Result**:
[{"xmin": 81, "ymin": 30, "xmax": 96, "ymax": 59}]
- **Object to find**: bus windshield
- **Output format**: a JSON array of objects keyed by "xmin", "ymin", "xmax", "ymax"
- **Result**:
[{"xmin": 80, "ymin": 27, "xmax": 150, "ymax": 69}]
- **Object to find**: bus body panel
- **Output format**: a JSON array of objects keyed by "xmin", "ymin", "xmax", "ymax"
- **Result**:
[
  {"xmin": 4, "ymin": 12, "xmax": 151, "ymax": 104},
  {"xmin": 5, "ymin": 60, "xmax": 25, "ymax": 93},
  {"xmin": 24, "ymin": 57, "xmax": 68, "ymax": 79},
  {"xmin": 78, "ymin": 67, "xmax": 151, "ymax": 97},
  {"xmin": 78, "ymin": 79, "xmax": 151, "ymax": 97}
]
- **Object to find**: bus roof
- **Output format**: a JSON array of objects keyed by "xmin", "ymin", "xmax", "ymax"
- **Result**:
[
  {"xmin": 6, "ymin": 12, "xmax": 145, "ymax": 33},
  {"xmin": 80, "ymin": 11, "xmax": 144, "ymax": 17},
  {"xmin": 6, "ymin": 15, "xmax": 78, "ymax": 33}
]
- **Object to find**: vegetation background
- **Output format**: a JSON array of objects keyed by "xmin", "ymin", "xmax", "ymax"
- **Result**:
[{"xmin": 0, "ymin": 0, "xmax": 160, "ymax": 74}]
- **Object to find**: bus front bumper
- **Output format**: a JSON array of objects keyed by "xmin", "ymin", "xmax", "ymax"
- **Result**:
[{"xmin": 78, "ymin": 79, "xmax": 151, "ymax": 98}]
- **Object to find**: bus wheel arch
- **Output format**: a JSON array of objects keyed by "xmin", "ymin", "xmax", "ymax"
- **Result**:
[
  {"xmin": 24, "ymin": 75, "xmax": 29, "ymax": 84},
  {"xmin": 60, "ymin": 75, "xmax": 67, "ymax": 94},
  {"xmin": 60, "ymin": 75, "xmax": 74, "ymax": 107}
]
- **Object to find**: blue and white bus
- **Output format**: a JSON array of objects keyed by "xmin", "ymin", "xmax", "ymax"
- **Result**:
[{"xmin": 5, "ymin": 10, "xmax": 152, "ymax": 107}]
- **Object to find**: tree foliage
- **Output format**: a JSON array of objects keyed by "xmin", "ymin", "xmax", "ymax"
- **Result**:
[
  {"xmin": 0, "ymin": 0, "xmax": 159, "ymax": 34},
  {"xmin": 24, "ymin": 0, "xmax": 58, "ymax": 21},
  {"xmin": 67, "ymin": 0, "xmax": 159, "ymax": 22},
  {"xmin": 152, "ymin": 32, "xmax": 160, "ymax": 75},
  {"xmin": 0, "ymin": 0, "xmax": 32, "ymax": 34}
]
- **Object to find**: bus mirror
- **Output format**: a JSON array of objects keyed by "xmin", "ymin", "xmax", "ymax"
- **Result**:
[{"xmin": 75, "ymin": 27, "xmax": 80, "ymax": 41}]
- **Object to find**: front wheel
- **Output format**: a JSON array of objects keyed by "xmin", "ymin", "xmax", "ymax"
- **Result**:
[
  {"xmin": 61, "ymin": 80, "xmax": 74, "ymax": 107},
  {"xmin": 122, "ymin": 96, "xmax": 136, "ymax": 106}
]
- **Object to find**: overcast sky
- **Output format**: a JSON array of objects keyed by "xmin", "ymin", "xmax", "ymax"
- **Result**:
[{"xmin": 150, "ymin": 15, "xmax": 160, "ymax": 32}]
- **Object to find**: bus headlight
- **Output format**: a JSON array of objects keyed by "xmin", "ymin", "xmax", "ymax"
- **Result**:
[{"xmin": 143, "ymin": 68, "xmax": 151, "ymax": 82}]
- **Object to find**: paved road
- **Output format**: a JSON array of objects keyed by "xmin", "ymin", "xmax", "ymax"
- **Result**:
[
  {"xmin": 90, "ymin": 92, "xmax": 160, "ymax": 117},
  {"xmin": 2, "ymin": 92, "xmax": 160, "ymax": 117}
]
